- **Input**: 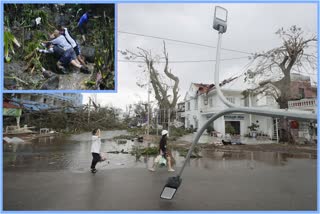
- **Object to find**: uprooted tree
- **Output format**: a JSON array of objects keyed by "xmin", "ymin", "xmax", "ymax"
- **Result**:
[
  {"xmin": 244, "ymin": 25, "xmax": 317, "ymax": 143},
  {"xmin": 120, "ymin": 41, "xmax": 180, "ymax": 129}
]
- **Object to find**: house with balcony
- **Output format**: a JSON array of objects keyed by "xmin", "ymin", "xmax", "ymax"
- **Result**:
[{"xmin": 183, "ymin": 73, "xmax": 317, "ymax": 140}]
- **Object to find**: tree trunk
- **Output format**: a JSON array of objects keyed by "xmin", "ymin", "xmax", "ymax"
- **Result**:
[{"xmin": 273, "ymin": 68, "xmax": 295, "ymax": 143}]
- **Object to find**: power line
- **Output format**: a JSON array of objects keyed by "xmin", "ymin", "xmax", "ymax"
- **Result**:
[
  {"xmin": 118, "ymin": 30, "xmax": 252, "ymax": 55},
  {"xmin": 118, "ymin": 56, "xmax": 249, "ymax": 64},
  {"xmin": 225, "ymin": 60, "xmax": 252, "ymax": 90}
]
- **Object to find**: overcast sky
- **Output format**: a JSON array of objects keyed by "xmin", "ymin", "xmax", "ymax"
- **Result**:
[{"xmin": 83, "ymin": 3, "xmax": 317, "ymax": 110}]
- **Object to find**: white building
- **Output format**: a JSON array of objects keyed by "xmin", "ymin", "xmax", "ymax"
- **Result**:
[
  {"xmin": 183, "ymin": 74, "xmax": 316, "ymax": 139},
  {"xmin": 183, "ymin": 80, "xmax": 275, "ymax": 137}
]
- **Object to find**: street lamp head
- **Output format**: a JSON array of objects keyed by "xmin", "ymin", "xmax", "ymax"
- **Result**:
[
  {"xmin": 213, "ymin": 6, "xmax": 228, "ymax": 33},
  {"xmin": 160, "ymin": 176, "xmax": 182, "ymax": 200}
]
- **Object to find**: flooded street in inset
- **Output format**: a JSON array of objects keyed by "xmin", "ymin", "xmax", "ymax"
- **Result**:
[{"xmin": 3, "ymin": 130, "xmax": 317, "ymax": 210}]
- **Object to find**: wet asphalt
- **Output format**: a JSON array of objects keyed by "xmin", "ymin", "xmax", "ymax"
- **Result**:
[{"xmin": 3, "ymin": 131, "xmax": 317, "ymax": 210}]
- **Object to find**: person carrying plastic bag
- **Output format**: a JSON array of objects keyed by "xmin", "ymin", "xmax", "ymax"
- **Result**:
[{"xmin": 149, "ymin": 130, "xmax": 175, "ymax": 172}]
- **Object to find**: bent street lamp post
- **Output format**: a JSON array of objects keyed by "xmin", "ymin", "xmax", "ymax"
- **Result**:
[
  {"xmin": 160, "ymin": 108, "xmax": 316, "ymax": 200},
  {"xmin": 160, "ymin": 6, "xmax": 228, "ymax": 200},
  {"xmin": 160, "ymin": 6, "xmax": 317, "ymax": 200}
]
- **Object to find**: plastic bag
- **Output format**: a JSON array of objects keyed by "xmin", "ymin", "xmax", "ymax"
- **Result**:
[
  {"xmin": 158, "ymin": 156, "xmax": 167, "ymax": 167},
  {"xmin": 154, "ymin": 155, "xmax": 162, "ymax": 163}
]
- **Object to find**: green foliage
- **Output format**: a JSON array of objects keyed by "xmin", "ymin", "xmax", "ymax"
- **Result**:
[
  {"xmin": 248, "ymin": 123, "xmax": 259, "ymax": 131},
  {"xmin": 130, "ymin": 145, "xmax": 142, "ymax": 160},
  {"xmin": 4, "ymin": 30, "xmax": 16, "ymax": 62},
  {"xmin": 141, "ymin": 147, "xmax": 159, "ymax": 155},
  {"xmin": 225, "ymin": 123, "xmax": 236, "ymax": 135},
  {"xmin": 25, "ymin": 41, "xmax": 39, "ymax": 55},
  {"xmin": 169, "ymin": 126, "xmax": 192, "ymax": 137},
  {"xmin": 93, "ymin": 16, "xmax": 114, "ymax": 90},
  {"xmin": 127, "ymin": 127, "xmax": 145, "ymax": 136},
  {"xmin": 130, "ymin": 146, "xmax": 159, "ymax": 160},
  {"xmin": 31, "ymin": 57, "xmax": 43, "ymax": 70},
  {"xmin": 4, "ymin": 4, "xmax": 115, "ymax": 90},
  {"xmin": 113, "ymin": 135, "xmax": 134, "ymax": 140},
  {"xmin": 206, "ymin": 125, "xmax": 215, "ymax": 134}
]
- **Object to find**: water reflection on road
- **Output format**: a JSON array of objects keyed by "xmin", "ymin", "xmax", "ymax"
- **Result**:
[{"xmin": 3, "ymin": 130, "xmax": 316, "ymax": 173}]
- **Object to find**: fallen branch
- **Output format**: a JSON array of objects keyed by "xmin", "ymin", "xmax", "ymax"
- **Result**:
[{"xmin": 4, "ymin": 76, "xmax": 29, "ymax": 86}]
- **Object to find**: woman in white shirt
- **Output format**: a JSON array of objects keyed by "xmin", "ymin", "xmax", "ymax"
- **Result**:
[{"xmin": 90, "ymin": 128, "xmax": 102, "ymax": 173}]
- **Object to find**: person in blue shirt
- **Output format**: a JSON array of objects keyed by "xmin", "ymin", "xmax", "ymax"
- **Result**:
[{"xmin": 77, "ymin": 11, "xmax": 90, "ymax": 43}]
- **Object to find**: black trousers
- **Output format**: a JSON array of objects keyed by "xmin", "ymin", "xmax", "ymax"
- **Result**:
[{"xmin": 91, "ymin": 153, "xmax": 101, "ymax": 169}]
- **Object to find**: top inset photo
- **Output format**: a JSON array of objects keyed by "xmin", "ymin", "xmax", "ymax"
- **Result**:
[{"xmin": 4, "ymin": 4, "xmax": 115, "ymax": 90}]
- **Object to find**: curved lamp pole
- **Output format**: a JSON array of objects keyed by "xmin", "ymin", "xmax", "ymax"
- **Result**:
[{"xmin": 160, "ymin": 6, "xmax": 317, "ymax": 200}]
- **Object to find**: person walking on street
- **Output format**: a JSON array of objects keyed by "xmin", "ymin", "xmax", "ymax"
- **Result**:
[
  {"xmin": 91, "ymin": 128, "xmax": 103, "ymax": 173},
  {"xmin": 149, "ymin": 130, "xmax": 175, "ymax": 172}
]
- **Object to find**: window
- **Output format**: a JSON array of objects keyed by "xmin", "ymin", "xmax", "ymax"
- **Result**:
[
  {"xmin": 186, "ymin": 118, "xmax": 190, "ymax": 128},
  {"xmin": 187, "ymin": 102, "xmax": 190, "ymax": 111},
  {"xmin": 195, "ymin": 98, "xmax": 198, "ymax": 110},
  {"xmin": 299, "ymin": 88, "xmax": 305, "ymax": 99},
  {"xmin": 209, "ymin": 98, "xmax": 213, "ymax": 107},
  {"xmin": 226, "ymin": 97, "xmax": 235, "ymax": 104},
  {"xmin": 203, "ymin": 96, "xmax": 208, "ymax": 105}
]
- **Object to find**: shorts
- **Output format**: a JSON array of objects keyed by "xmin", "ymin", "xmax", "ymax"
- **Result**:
[
  {"xmin": 78, "ymin": 24, "xmax": 87, "ymax": 35},
  {"xmin": 74, "ymin": 45, "xmax": 81, "ymax": 56},
  {"xmin": 160, "ymin": 149, "xmax": 169, "ymax": 158},
  {"xmin": 59, "ymin": 48, "xmax": 77, "ymax": 66}
]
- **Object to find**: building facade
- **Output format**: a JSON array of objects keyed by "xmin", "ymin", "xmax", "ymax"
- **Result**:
[{"xmin": 182, "ymin": 74, "xmax": 316, "ymax": 139}]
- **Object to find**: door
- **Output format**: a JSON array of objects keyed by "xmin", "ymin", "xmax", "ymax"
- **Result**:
[{"xmin": 225, "ymin": 121, "xmax": 240, "ymax": 135}]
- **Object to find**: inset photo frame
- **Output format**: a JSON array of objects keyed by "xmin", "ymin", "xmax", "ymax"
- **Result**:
[{"xmin": 3, "ymin": 3, "xmax": 115, "ymax": 91}]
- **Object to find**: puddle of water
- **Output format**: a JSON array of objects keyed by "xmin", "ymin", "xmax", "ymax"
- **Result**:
[{"xmin": 3, "ymin": 130, "xmax": 316, "ymax": 173}]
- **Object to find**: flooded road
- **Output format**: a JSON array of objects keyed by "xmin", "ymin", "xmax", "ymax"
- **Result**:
[
  {"xmin": 3, "ymin": 130, "xmax": 317, "ymax": 210},
  {"xmin": 3, "ymin": 130, "xmax": 316, "ymax": 172}
]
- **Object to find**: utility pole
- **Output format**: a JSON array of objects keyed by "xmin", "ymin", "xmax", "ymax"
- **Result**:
[
  {"xmin": 147, "ymin": 60, "xmax": 151, "ymax": 135},
  {"xmin": 168, "ymin": 108, "xmax": 171, "ymax": 135},
  {"xmin": 88, "ymin": 97, "xmax": 91, "ymax": 124},
  {"xmin": 156, "ymin": 109, "xmax": 159, "ymax": 135}
]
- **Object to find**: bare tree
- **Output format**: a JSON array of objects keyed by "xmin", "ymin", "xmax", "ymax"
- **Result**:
[
  {"xmin": 120, "ymin": 41, "xmax": 180, "ymax": 128},
  {"xmin": 244, "ymin": 25, "xmax": 317, "ymax": 143},
  {"xmin": 244, "ymin": 25, "xmax": 317, "ymax": 108}
]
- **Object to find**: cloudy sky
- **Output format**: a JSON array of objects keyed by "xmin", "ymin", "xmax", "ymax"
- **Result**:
[{"xmin": 83, "ymin": 3, "xmax": 317, "ymax": 110}]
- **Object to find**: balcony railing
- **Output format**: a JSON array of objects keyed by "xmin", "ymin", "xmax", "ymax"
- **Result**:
[{"xmin": 288, "ymin": 98, "xmax": 317, "ymax": 110}]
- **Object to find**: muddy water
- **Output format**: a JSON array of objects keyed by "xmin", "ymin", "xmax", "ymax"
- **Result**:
[{"xmin": 3, "ymin": 131, "xmax": 316, "ymax": 174}]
